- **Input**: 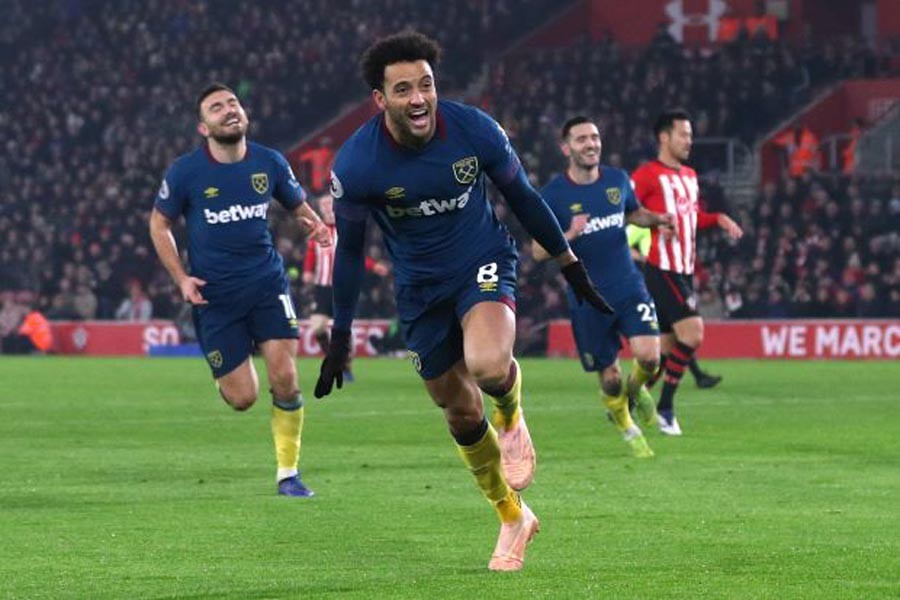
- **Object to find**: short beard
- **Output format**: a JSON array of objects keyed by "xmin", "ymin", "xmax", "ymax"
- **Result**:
[
  {"xmin": 574, "ymin": 155, "xmax": 599, "ymax": 170},
  {"xmin": 210, "ymin": 131, "xmax": 244, "ymax": 145},
  {"xmin": 387, "ymin": 107, "xmax": 430, "ymax": 148}
]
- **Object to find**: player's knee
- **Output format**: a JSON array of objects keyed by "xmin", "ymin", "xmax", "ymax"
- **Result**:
[
  {"xmin": 636, "ymin": 355, "xmax": 659, "ymax": 375},
  {"xmin": 469, "ymin": 356, "xmax": 510, "ymax": 390},
  {"xmin": 221, "ymin": 389, "xmax": 257, "ymax": 411},
  {"xmin": 682, "ymin": 331, "xmax": 703, "ymax": 348},
  {"xmin": 682, "ymin": 320, "xmax": 704, "ymax": 348},
  {"xmin": 601, "ymin": 374, "xmax": 623, "ymax": 397}
]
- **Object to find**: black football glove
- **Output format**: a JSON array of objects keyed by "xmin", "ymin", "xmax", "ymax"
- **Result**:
[
  {"xmin": 561, "ymin": 260, "xmax": 615, "ymax": 314},
  {"xmin": 314, "ymin": 328, "xmax": 352, "ymax": 399}
]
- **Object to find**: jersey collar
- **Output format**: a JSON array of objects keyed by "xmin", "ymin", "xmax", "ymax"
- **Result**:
[
  {"xmin": 654, "ymin": 158, "xmax": 681, "ymax": 172},
  {"xmin": 203, "ymin": 141, "xmax": 250, "ymax": 164},
  {"xmin": 564, "ymin": 166, "xmax": 603, "ymax": 186}
]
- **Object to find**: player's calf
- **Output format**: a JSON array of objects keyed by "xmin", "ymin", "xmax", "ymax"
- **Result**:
[{"xmin": 600, "ymin": 363, "xmax": 623, "ymax": 398}]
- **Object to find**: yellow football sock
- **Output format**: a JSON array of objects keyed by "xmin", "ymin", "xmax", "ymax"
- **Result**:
[
  {"xmin": 630, "ymin": 358, "xmax": 656, "ymax": 385},
  {"xmin": 271, "ymin": 396, "xmax": 304, "ymax": 481},
  {"xmin": 603, "ymin": 391, "xmax": 636, "ymax": 433},
  {"xmin": 456, "ymin": 423, "xmax": 522, "ymax": 523},
  {"xmin": 488, "ymin": 359, "xmax": 522, "ymax": 431},
  {"xmin": 627, "ymin": 358, "xmax": 656, "ymax": 396}
]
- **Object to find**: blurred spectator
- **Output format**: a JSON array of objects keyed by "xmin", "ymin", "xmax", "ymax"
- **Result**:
[
  {"xmin": 841, "ymin": 118, "xmax": 864, "ymax": 175},
  {"xmin": 115, "ymin": 279, "xmax": 153, "ymax": 321},
  {"xmin": 72, "ymin": 284, "xmax": 98, "ymax": 320},
  {"xmin": 697, "ymin": 286, "xmax": 727, "ymax": 319},
  {"xmin": 774, "ymin": 124, "xmax": 821, "ymax": 178},
  {"xmin": 2, "ymin": 298, "xmax": 52, "ymax": 354}
]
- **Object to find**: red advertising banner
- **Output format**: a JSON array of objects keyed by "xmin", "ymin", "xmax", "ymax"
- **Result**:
[
  {"xmin": 547, "ymin": 319, "xmax": 900, "ymax": 360},
  {"xmin": 296, "ymin": 319, "xmax": 393, "ymax": 357},
  {"xmin": 49, "ymin": 319, "xmax": 900, "ymax": 359},
  {"xmin": 49, "ymin": 320, "xmax": 393, "ymax": 357},
  {"xmin": 51, "ymin": 321, "xmax": 182, "ymax": 355}
]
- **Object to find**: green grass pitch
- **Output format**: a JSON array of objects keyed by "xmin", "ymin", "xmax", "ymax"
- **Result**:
[{"xmin": 0, "ymin": 357, "xmax": 897, "ymax": 599}]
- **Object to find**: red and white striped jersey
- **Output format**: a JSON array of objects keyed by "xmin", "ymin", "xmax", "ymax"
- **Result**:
[
  {"xmin": 303, "ymin": 223, "xmax": 337, "ymax": 286},
  {"xmin": 630, "ymin": 160, "xmax": 719, "ymax": 275}
]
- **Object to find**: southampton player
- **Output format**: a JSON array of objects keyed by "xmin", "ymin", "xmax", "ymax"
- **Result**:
[
  {"xmin": 534, "ymin": 117, "xmax": 676, "ymax": 458},
  {"xmin": 631, "ymin": 109, "xmax": 743, "ymax": 435},
  {"xmin": 627, "ymin": 225, "xmax": 723, "ymax": 390},
  {"xmin": 149, "ymin": 84, "xmax": 331, "ymax": 497},
  {"xmin": 313, "ymin": 33, "xmax": 611, "ymax": 571}
]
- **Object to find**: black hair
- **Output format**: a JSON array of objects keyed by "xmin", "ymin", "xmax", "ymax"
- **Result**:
[
  {"xmin": 561, "ymin": 116, "xmax": 595, "ymax": 140},
  {"xmin": 653, "ymin": 108, "xmax": 691, "ymax": 140},
  {"xmin": 196, "ymin": 83, "xmax": 236, "ymax": 117},
  {"xmin": 360, "ymin": 31, "xmax": 441, "ymax": 91}
]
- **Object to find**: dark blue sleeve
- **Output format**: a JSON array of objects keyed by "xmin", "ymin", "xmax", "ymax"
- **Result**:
[
  {"xmin": 540, "ymin": 183, "xmax": 571, "ymax": 230},
  {"xmin": 153, "ymin": 165, "xmax": 186, "ymax": 220},
  {"xmin": 272, "ymin": 151, "xmax": 306, "ymax": 210},
  {"xmin": 471, "ymin": 108, "xmax": 521, "ymax": 186},
  {"xmin": 331, "ymin": 214, "xmax": 367, "ymax": 330},
  {"xmin": 496, "ymin": 167, "xmax": 569, "ymax": 258},
  {"xmin": 330, "ymin": 144, "xmax": 370, "ymax": 222}
]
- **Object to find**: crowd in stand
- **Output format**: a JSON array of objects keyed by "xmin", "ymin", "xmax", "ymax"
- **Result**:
[
  {"xmin": 0, "ymin": 2, "xmax": 896, "ymax": 351},
  {"xmin": 708, "ymin": 175, "xmax": 900, "ymax": 319},
  {"xmin": 0, "ymin": 0, "xmax": 561, "ymax": 326},
  {"xmin": 482, "ymin": 26, "xmax": 887, "ymax": 183}
]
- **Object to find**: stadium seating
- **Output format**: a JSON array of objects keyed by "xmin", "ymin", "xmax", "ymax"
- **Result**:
[
  {"xmin": 0, "ymin": 0, "xmax": 563, "ymax": 320},
  {"xmin": 0, "ymin": 1, "xmax": 895, "ymax": 334}
]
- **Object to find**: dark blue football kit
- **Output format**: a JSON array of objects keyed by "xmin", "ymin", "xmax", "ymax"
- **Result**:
[
  {"xmin": 155, "ymin": 142, "xmax": 306, "ymax": 377},
  {"xmin": 330, "ymin": 100, "xmax": 569, "ymax": 378},
  {"xmin": 541, "ymin": 167, "xmax": 659, "ymax": 371}
]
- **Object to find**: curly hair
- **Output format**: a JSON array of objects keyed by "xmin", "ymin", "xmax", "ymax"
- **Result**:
[{"xmin": 360, "ymin": 31, "xmax": 442, "ymax": 91}]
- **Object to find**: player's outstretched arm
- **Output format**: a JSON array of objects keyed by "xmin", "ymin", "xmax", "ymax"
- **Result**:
[
  {"xmin": 149, "ymin": 208, "xmax": 207, "ymax": 304},
  {"xmin": 626, "ymin": 207, "xmax": 678, "ymax": 237},
  {"xmin": 314, "ymin": 214, "xmax": 366, "ymax": 399},
  {"xmin": 717, "ymin": 213, "xmax": 744, "ymax": 240}
]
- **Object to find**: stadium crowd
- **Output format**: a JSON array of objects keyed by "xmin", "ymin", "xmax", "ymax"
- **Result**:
[
  {"xmin": 711, "ymin": 175, "xmax": 900, "ymax": 319},
  {"xmin": 482, "ymin": 26, "xmax": 888, "ymax": 182},
  {"xmin": 1, "ymin": 1, "xmax": 896, "ymax": 347},
  {"xmin": 0, "ymin": 0, "xmax": 560, "ymax": 322}
]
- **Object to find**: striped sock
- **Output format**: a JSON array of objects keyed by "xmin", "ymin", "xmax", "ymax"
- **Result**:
[{"xmin": 658, "ymin": 342, "xmax": 695, "ymax": 415}]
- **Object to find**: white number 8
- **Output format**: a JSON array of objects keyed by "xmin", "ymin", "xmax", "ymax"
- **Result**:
[{"xmin": 476, "ymin": 262, "xmax": 499, "ymax": 283}]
